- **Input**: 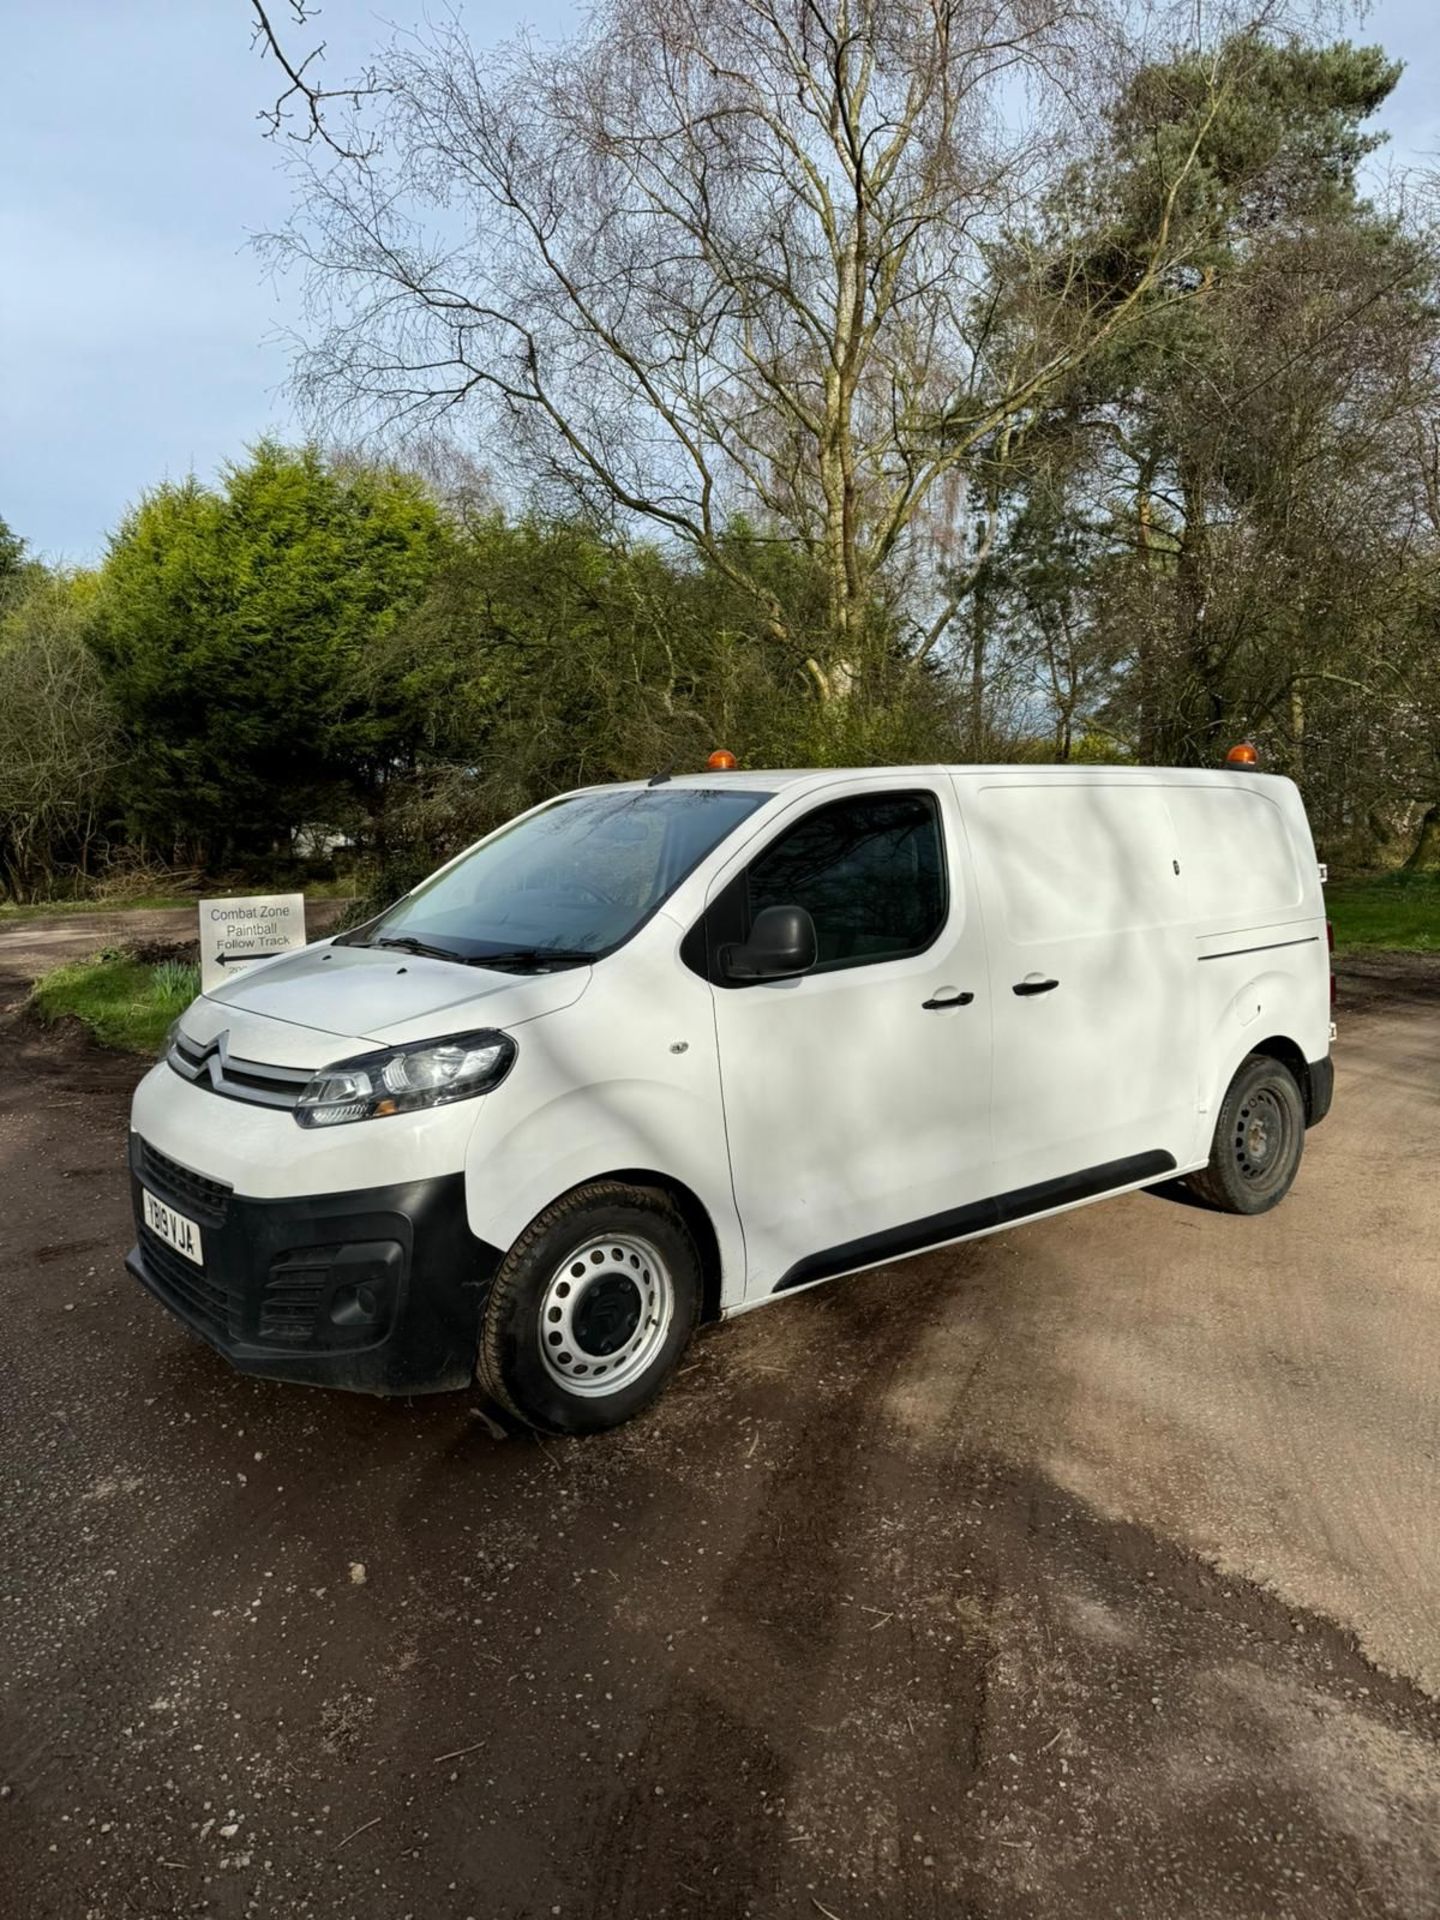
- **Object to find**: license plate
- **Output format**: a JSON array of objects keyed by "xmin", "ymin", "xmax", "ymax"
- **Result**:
[{"xmin": 142, "ymin": 1189, "xmax": 204, "ymax": 1267}]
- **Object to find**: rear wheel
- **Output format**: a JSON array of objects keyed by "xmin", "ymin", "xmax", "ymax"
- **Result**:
[
  {"xmin": 477, "ymin": 1181, "xmax": 701, "ymax": 1434},
  {"xmin": 1186, "ymin": 1053, "xmax": 1306, "ymax": 1215}
]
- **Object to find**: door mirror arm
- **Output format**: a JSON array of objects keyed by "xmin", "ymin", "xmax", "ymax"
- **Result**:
[{"xmin": 721, "ymin": 904, "xmax": 818, "ymax": 982}]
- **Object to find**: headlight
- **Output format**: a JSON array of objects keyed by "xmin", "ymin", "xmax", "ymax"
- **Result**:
[{"xmin": 294, "ymin": 1029, "xmax": 516, "ymax": 1129}]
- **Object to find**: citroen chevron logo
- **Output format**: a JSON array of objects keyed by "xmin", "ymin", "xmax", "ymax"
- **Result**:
[{"xmin": 185, "ymin": 1030, "xmax": 231, "ymax": 1090}]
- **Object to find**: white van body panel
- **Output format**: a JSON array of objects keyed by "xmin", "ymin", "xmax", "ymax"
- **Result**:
[
  {"xmin": 958, "ymin": 767, "xmax": 1325, "ymax": 1185},
  {"xmin": 693, "ymin": 771, "xmax": 995, "ymax": 1300},
  {"xmin": 200, "ymin": 939, "xmax": 592, "ymax": 1047},
  {"xmin": 455, "ymin": 907, "xmax": 748, "ymax": 1303},
  {"xmin": 963, "ymin": 776, "xmax": 1199, "ymax": 1188},
  {"xmin": 130, "ymin": 1055, "xmax": 486, "ymax": 1199},
  {"xmin": 125, "ymin": 761, "xmax": 1331, "ymax": 1396},
  {"xmin": 1177, "ymin": 775, "xmax": 1329, "ymax": 1140},
  {"xmin": 130, "ymin": 953, "xmax": 595, "ymax": 1200}
]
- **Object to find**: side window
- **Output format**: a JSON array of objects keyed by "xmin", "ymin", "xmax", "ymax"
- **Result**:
[{"xmin": 746, "ymin": 792, "xmax": 947, "ymax": 971}]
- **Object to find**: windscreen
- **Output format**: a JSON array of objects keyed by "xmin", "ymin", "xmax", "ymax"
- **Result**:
[{"xmin": 351, "ymin": 786, "xmax": 771, "ymax": 968}]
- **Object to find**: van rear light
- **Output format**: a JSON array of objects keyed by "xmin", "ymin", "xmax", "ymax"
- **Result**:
[{"xmin": 1326, "ymin": 919, "xmax": 1336, "ymax": 1008}]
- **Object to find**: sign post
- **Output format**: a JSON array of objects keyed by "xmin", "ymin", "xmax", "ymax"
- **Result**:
[{"xmin": 199, "ymin": 894, "xmax": 308, "ymax": 994}]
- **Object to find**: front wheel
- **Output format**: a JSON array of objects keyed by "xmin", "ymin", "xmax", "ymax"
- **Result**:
[
  {"xmin": 476, "ymin": 1181, "xmax": 701, "ymax": 1434},
  {"xmin": 1185, "ymin": 1053, "xmax": 1306, "ymax": 1216}
]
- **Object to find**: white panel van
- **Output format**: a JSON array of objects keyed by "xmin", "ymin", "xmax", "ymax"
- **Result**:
[{"xmin": 126, "ymin": 764, "xmax": 1334, "ymax": 1433}]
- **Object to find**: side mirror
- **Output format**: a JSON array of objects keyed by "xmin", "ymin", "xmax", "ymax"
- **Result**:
[{"xmin": 722, "ymin": 903, "xmax": 818, "ymax": 982}]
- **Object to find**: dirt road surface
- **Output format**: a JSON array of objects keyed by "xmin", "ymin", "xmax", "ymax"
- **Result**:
[{"xmin": 1, "ymin": 952, "xmax": 1437, "ymax": 1919}]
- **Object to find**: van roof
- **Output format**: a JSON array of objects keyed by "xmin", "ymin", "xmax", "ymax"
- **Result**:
[{"xmin": 604, "ymin": 764, "xmax": 1278, "ymax": 793}]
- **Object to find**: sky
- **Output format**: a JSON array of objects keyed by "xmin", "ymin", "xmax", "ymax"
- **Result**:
[{"xmin": 2, "ymin": 0, "xmax": 1437, "ymax": 566}]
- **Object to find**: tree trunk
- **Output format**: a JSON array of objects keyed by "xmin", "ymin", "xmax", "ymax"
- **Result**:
[
  {"xmin": 1288, "ymin": 680, "xmax": 1305, "ymax": 785},
  {"xmin": 968, "ymin": 573, "xmax": 991, "ymax": 760},
  {"xmin": 1135, "ymin": 455, "xmax": 1160, "ymax": 762},
  {"xmin": 1402, "ymin": 803, "xmax": 1440, "ymax": 872},
  {"xmin": 1175, "ymin": 462, "xmax": 1223, "ymax": 764}
]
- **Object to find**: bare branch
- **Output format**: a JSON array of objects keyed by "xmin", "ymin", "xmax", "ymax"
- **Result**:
[{"xmin": 249, "ymin": 0, "xmax": 385, "ymax": 162}]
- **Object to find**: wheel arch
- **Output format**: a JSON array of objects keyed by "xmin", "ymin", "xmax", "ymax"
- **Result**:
[
  {"xmin": 1207, "ymin": 1024, "xmax": 1322, "ymax": 1137},
  {"xmin": 550, "ymin": 1168, "xmax": 726, "ymax": 1325},
  {"xmin": 1246, "ymin": 1033, "xmax": 1318, "ymax": 1120}
]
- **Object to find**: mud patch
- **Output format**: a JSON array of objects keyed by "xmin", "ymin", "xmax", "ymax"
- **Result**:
[{"xmin": 32, "ymin": 1238, "xmax": 109, "ymax": 1265}]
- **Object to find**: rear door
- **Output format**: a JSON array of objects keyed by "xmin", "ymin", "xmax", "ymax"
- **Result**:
[
  {"xmin": 688, "ymin": 778, "xmax": 994, "ymax": 1297},
  {"xmin": 961, "ymin": 778, "xmax": 1196, "ymax": 1195}
]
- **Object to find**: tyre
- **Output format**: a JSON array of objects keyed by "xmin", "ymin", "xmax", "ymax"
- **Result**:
[
  {"xmin": 476, "ymin": 1181, "xmax": 701, "ymax": 1435},
  {"xmin": 1185, "ymin": 1053, "xmax": 1306, "ymax": 1216}
]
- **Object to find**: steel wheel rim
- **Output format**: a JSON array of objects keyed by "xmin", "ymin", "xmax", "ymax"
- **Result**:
[
  {"xmin": 1233, "ymin": 1084, "xmax": 1294, "ymax": 1189},
  {"xmin": 537, "ymin": 1233, "xmax": 674, "ymax": 1397}
]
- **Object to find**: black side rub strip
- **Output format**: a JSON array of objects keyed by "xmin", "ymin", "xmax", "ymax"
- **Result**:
[
  {"xmin": 773, "ymin": 1149, "xmax": 1177, "ymax": 1294},
  {"xmin": 1198, "ymin": 935, "xmax": 1319, "ymax": 962}
]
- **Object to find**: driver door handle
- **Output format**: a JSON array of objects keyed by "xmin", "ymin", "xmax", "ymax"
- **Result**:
[
  {"xmin": 1013, "ymin": 975, "xmax": 1059, "ymax": 996},
  {"xmin": 922, "ymin": 989, "xmax": 974, "ymax": 1010}
]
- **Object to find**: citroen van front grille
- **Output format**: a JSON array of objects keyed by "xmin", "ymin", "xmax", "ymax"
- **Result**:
[
  {"xmin": 168, "ymin": 1030, "xmax": 312, "ymax": 1110},
  {"xmin": 136, "ymin": 1138, "xmax": 232, "ymax": 1226}
]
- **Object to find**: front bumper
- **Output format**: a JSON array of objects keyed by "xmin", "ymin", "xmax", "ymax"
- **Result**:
[{"xmin": 126, "ymin": 1134, "xmax": 500, "ymax": 1394}]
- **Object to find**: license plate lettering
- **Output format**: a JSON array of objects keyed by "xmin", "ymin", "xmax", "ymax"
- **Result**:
[{"xmin": 142, "ymin": 1189, "xmax": 204, "ymax": 1267}]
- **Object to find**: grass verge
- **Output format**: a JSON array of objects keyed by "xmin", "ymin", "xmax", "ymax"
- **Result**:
[
  {"xmin": 1327, "ymin": 872, "xmax": 1440, "ymax": 953},
  {"xmin": 0, "ymin": 895, "xmax": 195, "ymax": 919},
  {"xmin": 1, "ymin": 879, "xmax": 354, "ymax": 918},
  {"xmin": 29, "ymin": 955, "xmax": 201, "ymax": 1054}
]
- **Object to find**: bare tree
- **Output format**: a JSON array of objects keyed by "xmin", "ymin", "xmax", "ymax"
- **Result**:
[{"xmin": 270, "ymin": 0, "xmax": 1283, "ymax": 702}]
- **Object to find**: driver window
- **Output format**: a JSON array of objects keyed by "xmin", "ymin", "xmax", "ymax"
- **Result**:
[{"xmin": 746, "ymin": 791, "xmax": 947, "ymax": 970}]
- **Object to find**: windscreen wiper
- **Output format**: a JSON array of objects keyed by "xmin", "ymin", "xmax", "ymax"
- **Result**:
[
  {"xmin": 469, "ymin": 947, "xmax": 597, "ymax": 971},
  {"xmin": 371, "ymin": 935, "xmax": 468, "ymax": 963}
]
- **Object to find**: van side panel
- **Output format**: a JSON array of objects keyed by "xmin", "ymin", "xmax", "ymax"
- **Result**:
[
  {"xmin": 1170, "ymin": 774, "xmax": 1330, "ymax": 1143},
  {"xmin": 961, "ymin": 776, "xmax": 1200, "ymax": 1191},
  {"xmin": 459, "ymin": 915, "xmax": 750, "ymax": 1312},
  {"xmin": 1164, "ymin": 782, "xmax": 1306, "ymax": 923},
  {"xmin": 462, "ymin": 769, "xmax": 1328, "ymax": 1320}
]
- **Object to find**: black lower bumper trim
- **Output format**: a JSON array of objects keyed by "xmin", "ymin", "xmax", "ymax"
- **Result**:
[
  {"xmin": 774, "ymin": 1148, "xmax": 1177, "ymax": 1294},
  {"xmin": 1306, "ymin": 1054, "xmax": 1335, "ymax": 1128},
  {"xmin": 127, "ymin": 1137, "xmax": 503, "ymax": 1394}
]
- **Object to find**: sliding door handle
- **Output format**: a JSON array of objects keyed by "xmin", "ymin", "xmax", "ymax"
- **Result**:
[
  {"xmin": 1013, "ymin": 975, "xmax": 1059, "ymax": 996},
  {"xmin": 922, "ymin": 989, "xmax": 974, "ymax": 1010}
]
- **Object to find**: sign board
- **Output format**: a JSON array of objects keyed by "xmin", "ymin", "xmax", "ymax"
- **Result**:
[{"xmin": 199, "ymin": 894, "xmax": 307, "ymax": 994}]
